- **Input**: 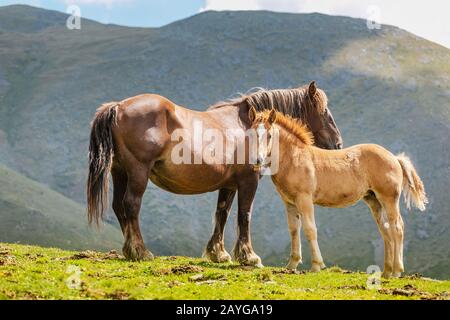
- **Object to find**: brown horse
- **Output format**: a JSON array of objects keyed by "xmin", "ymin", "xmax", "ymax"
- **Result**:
[
  {"xmin": 87, "ymin": 82, "xmax": 343, "ymax": 266},
  {"xmin": 252, "ymin": 110, "xmax": 427, "ymax": 277}
]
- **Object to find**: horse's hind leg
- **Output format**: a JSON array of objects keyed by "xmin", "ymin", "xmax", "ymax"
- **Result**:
[
  {"xmin": 111, "ymin": 164, "xmax": 128, "ymax": 233},
  {"xmin": 295, "ymin": 194, "xmax": 325, "ymax": 272},
  {"xmin": 364, "ymin": 193, "xmax": 395, "ymax": 278},
  {"xmin": 121, "ymin": 162, "xmax": 153, "ymax": 261},
  {"xmin": 379, "ymin": 196, "xmax": 404, "ymax": 278},
  {"xmin": 284, "ymin": 202, "xmax": 302, "ymax": 270},
  {"xmin": 204, "ymin": 188, "xmax": 236, "ymax": 263}
]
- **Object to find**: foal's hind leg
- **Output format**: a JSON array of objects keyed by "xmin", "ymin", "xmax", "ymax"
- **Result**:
[
  {"xmin": 364, "ymin": 194, "xmax": 395, "ymax": 278},
  {"xmin": 295, "ymin": 194, "xmax": 325, "ymax": 272},
  {"xmin": 379, "ymin": 196, "xmax": 404, "ymax": 278},
  {"xmin": 121, "ymin": 162, "xmax": 153, "ymax": 261},
  {"xmin": 284, "ymin": 202, "xmax": 302, "ymax": 270},
  {"xmin": 204, "ymin": 188, "xmax": 236, "ymax": 263}
]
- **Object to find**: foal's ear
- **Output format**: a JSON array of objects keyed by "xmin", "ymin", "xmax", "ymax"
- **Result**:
[
  {"xmin": 268, "ymin": 109, "xmax": 277, "ymax": 124},
  {"xmin": 248, "ymin": 106, "xmax": 257, "ymax": 123},
  {"xmin": 309, "ymin": 81, "xmax": 317, "ymax": 97}
]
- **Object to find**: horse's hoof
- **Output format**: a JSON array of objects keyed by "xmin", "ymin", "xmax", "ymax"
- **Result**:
[
  {"xmin": 240, "ymin": 254, "xmax": 263, "ymax": 267},
  {"xmin": 382, "ymin": 271, "xmax": 392, "ymax": 279},
  {"xmin": 311, "ymin": 262, "xmax": 326, "ymax": 272},
  {"xmin": 218, "ymin": 252, "xmax": 232, "ymax": 263},
  {"xmin": 392, "ymin": 272, "xmax": 402, "ymax": 278},
  {"xmin": 286, "ymin": 263, "xmax": 299, "ymax": 270},
  {"xmin": 204, "ymin": 250, "xmax": 232, "ymax": 263},
  {"xmin": 123, "ymin": 244, "xmax": 154, "ymax": 262},
  {"xmin": 141, "ymin": 250, "xmax": 154, "ymax": 261},
  {"xmin": 286, "ymin": 258, "xmax": 302, "ymax": 270}
]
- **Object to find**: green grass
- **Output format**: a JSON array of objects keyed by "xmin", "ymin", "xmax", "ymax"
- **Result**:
[
  {"xmin": 0, "ymin": 243, "xmax": 448, "ymax": 300},
  {"xmin": 0, "ymin": 6, "xmax": 449, "ymax": 280}
]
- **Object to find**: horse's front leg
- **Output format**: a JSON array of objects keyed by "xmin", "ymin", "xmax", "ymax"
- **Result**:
[
  {"xmin": 204, "ymin": 188, "xmax": 236, "ymax": 263},
  {"xmin": 295, "ymin": 194, "xmax": 326, "ymax": 272},
  {"xmin": 284, "ymin": 202, "xmax": 302, "ymax": 270},
  {"xmin": 233, "ymin": 178, "xmax": 263, "ymax": 267}
]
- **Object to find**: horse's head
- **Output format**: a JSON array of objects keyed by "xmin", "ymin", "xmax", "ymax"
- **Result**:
[
  {"xmin": 302, "ymin": 81, "xmax": 343, "ymax": 150},
  {"xmin": 248, "ymin": 106, "xmax": 277, "ymax": 171}
]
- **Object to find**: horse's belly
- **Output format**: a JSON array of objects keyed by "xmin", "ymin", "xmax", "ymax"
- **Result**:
[
  {"xmin": 314, "ymin": 186, "xmax": 367, "ymax": 208},
  {"xmin": 149, "ymin": 162, "xmax": 232, "ymax": 194}
]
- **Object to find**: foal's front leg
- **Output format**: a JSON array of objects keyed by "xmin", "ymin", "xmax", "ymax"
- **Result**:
[
  {"xmin": 295, "ymin": 194, "xmax": 326, "ymax": 272},
  {"xmin": 204, "ymin": 188, "xmax": 236, "ymax": 263},
  {"xmin": 284, "ymin": 202, "xmax": 302, "ymax": 269},
  {"xmin": 233, "ymin": 178, "xmax": 263, "ymax": 267}
]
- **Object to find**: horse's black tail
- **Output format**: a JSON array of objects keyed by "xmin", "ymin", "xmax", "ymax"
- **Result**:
[{"xmin": 87, "ymin": 102, "xmax": 118, "ymax": 225}]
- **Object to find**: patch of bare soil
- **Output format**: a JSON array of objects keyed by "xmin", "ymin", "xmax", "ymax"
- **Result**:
[
  {"xmin": 167, "ymin": 280, "xmax": 185, "ymax": 288},
  {"xmin": 273, "ymin": 269, "xmax": 306, "ymax": 275},
  {"xmin": 188, "ymin": 273, "xmax": 228, "ymax": 285},
  {"xmin": 0, "ymin": 251, "xmax": 16, "ymax": 266},
  {"xmin": 57, "ymin": 250, "xmax": 124, "ymax": 261},
  {"xmin": 171, "ymin": 265, "xmax": 204, "ymax": 274},
  {"xmin": 378, "ymin": 284, "xmax": 448, "ymax": 300},
  {"xmin": 106, "ymin": 290, "xmax": 131, "ymax": 300},
  {"xmin": 401, "ymin": 273, "xmax": 423, "ymax": 280},
  {"xmin": 337, "ymin": 285, "xmax": 366, "ymax": 290}
]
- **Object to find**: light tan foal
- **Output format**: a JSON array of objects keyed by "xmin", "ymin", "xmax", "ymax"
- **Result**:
[{"xmin": 253, "ymin": 110, "xmax": 427, "ymax": 278}]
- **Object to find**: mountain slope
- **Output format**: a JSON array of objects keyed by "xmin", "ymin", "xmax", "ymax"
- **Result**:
[
  {"xmin": 0, "ymin": 164, "xmax": 122, "ymax": 250},
  {"xmin": 0, "ymin": 5, "xmax": 448, "ymax": 278}
]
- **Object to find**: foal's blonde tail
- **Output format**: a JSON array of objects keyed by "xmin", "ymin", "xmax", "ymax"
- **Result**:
[{"xmin": 396, "ymin": 153, "xmax": 428, "ymax": 211}]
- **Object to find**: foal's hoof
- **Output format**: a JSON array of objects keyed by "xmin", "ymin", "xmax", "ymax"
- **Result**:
[
  {"xmin": 286, "ymin": 261, "xmax": 301, "ymax": 270},
  {"xmin": 311, "ymin": 262, "xmax": 326, "ymax": 272},
  {"xmin": 382, "ymin": 271, "xmax": 392, "ymax": 279}
]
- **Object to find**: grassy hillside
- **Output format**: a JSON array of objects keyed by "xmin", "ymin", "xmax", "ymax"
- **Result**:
[
  {"xmin": 0, "ymin": 5, "xmax": 449, "ymax": 278},
  {"xmin": 0, "ymin": 243, "xmax": 449, "ymax": 300},
  {"xmin": 0, "ymin": 164, "xmax": 122, "ymax": 251}
]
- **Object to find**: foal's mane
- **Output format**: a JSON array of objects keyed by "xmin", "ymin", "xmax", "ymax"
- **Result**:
[
  {"xmin": 208, "ymin": 85, "xmax": 328, "ymax": 120},
  {"xmin": 258, "ymin": 110, "xmax": 314, "ymax": 146}
]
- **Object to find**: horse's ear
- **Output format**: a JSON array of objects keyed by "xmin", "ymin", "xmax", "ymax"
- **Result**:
[
  {"xmin": 268, "ymin": 109, "xmax": 277, "ymax": 124},
  {"xmin": 309, "ymin": 81, "xmax": 317, "ymax": 97},
  {"xmin": 248, "ymin": 106, "xmax": 257, "ymax": 123}
]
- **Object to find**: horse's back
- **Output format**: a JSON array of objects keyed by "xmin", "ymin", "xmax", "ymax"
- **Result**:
[
  {"xmin": 118, "ymin": 93, "xmax": 176, "ymax": 116},
  {"xmin": 113, "ymin": 94, "xmax": 178, "ymax": 164}
]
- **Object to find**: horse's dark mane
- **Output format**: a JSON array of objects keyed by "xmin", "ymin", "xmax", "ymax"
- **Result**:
[
  {"xmin": 208, "ymin": 85, "xmax": 328, "ymax": 120},
  {"xmin": 257, "ymin": 110, "xmax": 314, "ymax": 146}
]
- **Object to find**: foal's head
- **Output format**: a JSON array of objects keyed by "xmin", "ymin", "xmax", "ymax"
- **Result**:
[
  {"xmin": 302, "ymin": 81, "xmax": 343, "ymax": 150},
  {"xmin": 248, "ymin": 106, "xmax": 277, "ymax": 170}
]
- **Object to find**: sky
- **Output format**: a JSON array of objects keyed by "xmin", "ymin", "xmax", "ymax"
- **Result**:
[{"xmin": 0, "ymin": 0, "xmax": 449, "ymax": 49}]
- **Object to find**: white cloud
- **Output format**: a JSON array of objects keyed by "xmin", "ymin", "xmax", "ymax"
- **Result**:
[{"xmin": 201, "ymin": 0, "xmax": 450, "ymax": 49}]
